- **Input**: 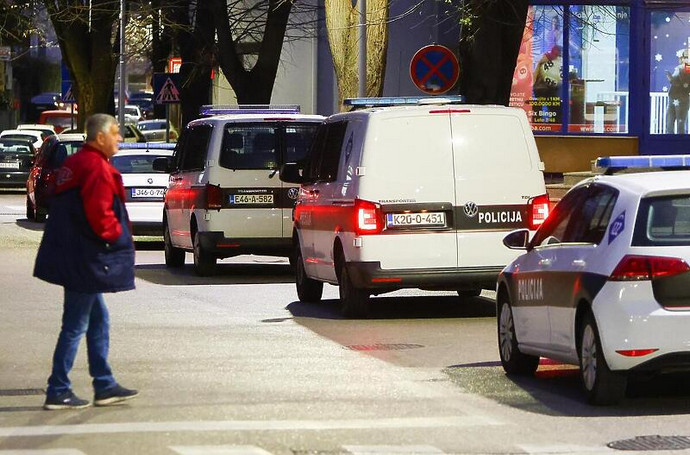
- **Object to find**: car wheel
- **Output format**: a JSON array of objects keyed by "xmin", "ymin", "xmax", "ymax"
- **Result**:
[
  {"xmin": 497, "ymin": 298, "xmax": 539, "ymax": 375},
  {"xmin": 457, "ymin": 289, "xmax": 481, "ymax": 298},
  {"xmin": 193, "ymin": 231, "xmax": 216, "ymax": 276},
  {"xmin": 164, "ymin": 222, "xmax": 185, "ymax": 268},
  {"xmin": 295, "ymin": 246, "xmax": 323, "ymax": 302},
  {"xmin": 26, "ymin": 195, "xmax": 35, "ymax": 221},
  {"xmin": 35, "ymin": 206, "xmax": 47, "ymax": 223},
  {"xmin": 579, "ymin": 311, "xmax": 627, "ymax": 405},
  {"xmin": 339, "ymin": 262, "xmax": 370, "ymax": 318}
]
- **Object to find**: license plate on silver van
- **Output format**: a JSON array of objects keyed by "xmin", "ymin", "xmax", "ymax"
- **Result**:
[
  {"xmin": 230, "ymin": 194, "xmax": 274, "ymax": 204},
  {"xmin": 386, "ymin": 212, "xmax": 446, "ymax": 227}
]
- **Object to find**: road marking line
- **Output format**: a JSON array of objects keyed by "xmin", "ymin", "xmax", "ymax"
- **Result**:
[
  {"xmin": 0, "ymin": 416, "xmax": 502, "ymax": 437},
  {"xmin": 343, "ymin": 445, "xmax": 446, "ymax": 454},
  {"xmin": 170, "ymin": 446, "xmax": 272, "ymax": 455},
  {"xmin": 518, "ymin": 444, "xmax": 616, "ymax": 454},
  {"xmin": 0, "ymin": 450, "xmax": 86, "ymax": 455}
]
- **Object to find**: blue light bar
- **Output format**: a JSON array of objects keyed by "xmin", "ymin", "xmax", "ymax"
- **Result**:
[
  {"xmin": 343, "ymin": 96, "xmax": 465, "ymax": 107},
  {"xmin": 118, "ymin": 142, "xmax": 176, "ymax": 150},
  {"xmin": 200, "ymin": 105, "xmax": 301, "ymax": 116},
  {"xmin": 596, "ymin": 155, "xmax": 690, "ymax": 171}
]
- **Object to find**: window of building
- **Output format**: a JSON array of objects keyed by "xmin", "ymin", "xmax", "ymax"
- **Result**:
[
  {"xmin": 510, "ymin": 4, "xmax": 630, "ymax": 135},
  {"xmin": 650, "ymin": 11, "xmax": 690, "ymax": 135}
]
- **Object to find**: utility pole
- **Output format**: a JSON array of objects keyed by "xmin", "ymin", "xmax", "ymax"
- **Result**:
[
  {"xmin": 118, "ymin": 0, "xmax": 126, "ymax": 130},
  {"xmin": 358, "ymin": 0, "xmax": 366, "ymax": 97}
]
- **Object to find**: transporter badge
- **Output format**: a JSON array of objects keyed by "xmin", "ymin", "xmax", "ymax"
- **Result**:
[{"xmin": 463, "ymin": 201, "xmax": 478, "ymax": 218}]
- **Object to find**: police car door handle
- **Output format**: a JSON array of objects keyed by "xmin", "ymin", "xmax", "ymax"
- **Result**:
[
  {"xmin": 269, "ymin": 169, "xmax": 278, "ymax": 178},
  {"xmin": 572, "ymin": 259, "xmax": 586, "ymax": 267}
]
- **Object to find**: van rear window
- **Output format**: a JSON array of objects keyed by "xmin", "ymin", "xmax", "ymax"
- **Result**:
[{"xmin": 632, "ymin": 195, "xmax": 690, "ymax": 246}]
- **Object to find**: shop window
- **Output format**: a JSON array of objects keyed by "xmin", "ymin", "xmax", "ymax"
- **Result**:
[
  {"xmin": 569, "ymin": 6, "xmax": 630, "ymax": 133},
  {"xmin": 650, "ymin": 12, "xmax": 690, "ymax": 135},
  {"xmin": 510, "ymin": 5, "xmax": 630, "ymax": 135}
]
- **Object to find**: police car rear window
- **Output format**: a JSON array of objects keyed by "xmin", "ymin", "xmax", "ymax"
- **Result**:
[{"xmin": 632, "ymin": 195, "xmax": 690, "ymax": 246}]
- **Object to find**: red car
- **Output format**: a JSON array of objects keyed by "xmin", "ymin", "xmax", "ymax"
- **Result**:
[{"xmin": 26, "ymin": 134, "xmax": 84, "ymax": 221}]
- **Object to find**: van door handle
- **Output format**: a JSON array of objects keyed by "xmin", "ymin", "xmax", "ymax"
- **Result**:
[
  {"xmin": 572, "ymin": 259, "xmax": 586, "ymax": 267},
  {"xmin": 538, "ymin": 258, "xmax": 552, "ymax": 266},
  {"xmin": 269, "ymin": 169, "xmax": 278, "ymax": 178}
]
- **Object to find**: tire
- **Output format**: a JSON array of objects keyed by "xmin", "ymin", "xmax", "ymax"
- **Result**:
[
  {"xmin": 26, "ymin": 195, "xmax": 35, "ymax": 221},
  {"xmin": 295, "ymin": 246, "xmax": 323, "ymax": 302},
  {"xmin": 497, "ymin": 298, "xmax": 539, "ymax": 375},
  {"xmin": 339, "ymin": 263, "xmax": 369, "ymax": 318},
  {"xmin": 35, "ymin": 207, "xmax": 47, "ymax": 223},
  {"xmin": 163, "ymin": 221, "xmax": 185, "ymax": 268},
  {"xmin": 457, "ymin": 289, "xmax": 481, "ymax": 298},
  {"xmin": 193, "ymin": 231, "xmax": 216, "ymax": 276},
  {"xmin": 579, "ymin": 312, "xmax": 627, "ymax": 405}
]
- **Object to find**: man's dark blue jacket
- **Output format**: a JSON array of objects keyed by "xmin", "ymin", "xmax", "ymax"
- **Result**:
[{"xmin": 34, "ymin": 145, "xmax": 135, "ymax": 293}]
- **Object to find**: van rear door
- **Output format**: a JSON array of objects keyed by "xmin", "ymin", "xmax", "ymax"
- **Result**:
[
  {"xmin": 450, "ymin": 109, "xmax": 546, "ymax": 268},
  {"xmin": 360, "ymin": 111, "xmax": 458, "ymax": 270}
]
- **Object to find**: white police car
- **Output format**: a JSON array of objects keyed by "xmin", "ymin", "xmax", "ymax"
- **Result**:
[
  {"xmin": 497, "ymin": 157, "xmax": 690, "ymax": 405},
  {"xmin": 111, "ymin": 142, "xmax": 175, "ymax": 235}
]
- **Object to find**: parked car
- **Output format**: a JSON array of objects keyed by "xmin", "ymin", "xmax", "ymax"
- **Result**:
[
  {"xmin": 62, "ymin": 124, "xmax": 146, "ymax": 143},
  {"xmin": 38, "ymin": 109, "xmax": 78, "ymax": 134},
  {"xmin": 110, "ymin": 143, "xmax": 175, "ymax": 235},
  {"xmin": 124, "ymin": 105, "xmax": 143, "ymax": 124},
  {"xmin": 281, "ymin": 97, "xmax": 549, "ymax": 317},
  {"xmin": 0, "ymin": 129, "xmax": 44, "ymax": 151},
  {"xmin": 158, "ymin": 106, "xmax": 324, "ymax": 275},
  {"xmin": 0, "ymin": 138, "xmax": 36, "ymax": 189},
  {"xmin": 16, "ymin": 124, "xmax": 56, "ymax": 141},
  {"xmin": 137, "ymin": 119, "xmax": 178, "ymax": 142},
  {"xmin": 26, "ymin": 133, "xmax": 85, "ymax": 221},
  {"xmin": 497, "ymin": 164, "xmax": 690, "ymax": 405},
  {"xmin": 129, "ymin": 91, "xmax": 154, "ymax": 119}
]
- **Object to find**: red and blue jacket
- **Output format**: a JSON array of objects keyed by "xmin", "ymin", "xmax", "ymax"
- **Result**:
[{"xmin": 34, "ymin": 143, "xmax": 135, "ymax": 293}]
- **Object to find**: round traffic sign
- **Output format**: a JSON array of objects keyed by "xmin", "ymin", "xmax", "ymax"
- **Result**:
[{"xmin": 410, "ymin": 45, "xmax": 460, "ymax": 95}]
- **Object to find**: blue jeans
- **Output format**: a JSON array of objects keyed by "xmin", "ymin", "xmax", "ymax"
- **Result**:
[{"xmin": 46, "ymin": 290, "xmax": 117, "ymax": 397}]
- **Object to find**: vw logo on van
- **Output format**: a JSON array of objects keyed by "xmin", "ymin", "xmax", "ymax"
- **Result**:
[
  {"xmin": 463, "ymin": 202, "xmax": 478, "ymax": 218},
  {"xmin": 287, "ymin": 188, "xmax": 300, "ymax": 200}
]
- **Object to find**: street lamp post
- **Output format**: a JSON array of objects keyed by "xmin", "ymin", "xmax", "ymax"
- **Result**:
[{"xmin": 118, "ymin": 0, "xmax": 126, "ymax": 130}]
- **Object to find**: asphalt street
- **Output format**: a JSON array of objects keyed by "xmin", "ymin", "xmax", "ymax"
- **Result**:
[{"xmin": 1, "ymin": 191, "xmax": 690, "ymax": 455}]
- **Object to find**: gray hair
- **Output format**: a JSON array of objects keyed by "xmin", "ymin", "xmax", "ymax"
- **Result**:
[{"xmin": 85, "ymin": 114, "xmax": 117, "ymax": 142}]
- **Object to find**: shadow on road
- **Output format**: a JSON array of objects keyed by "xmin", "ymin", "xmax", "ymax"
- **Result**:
[
  {"xmin": 287, "ymin": 294, "xmax": 496, "ymax": 321},
  {"xmin": 444, "ymin": 360, "xmax": 690, "ymax": 417},
  {"xmin": 135, "ymin": 262, "xmax": 294, "ymax": 286}
]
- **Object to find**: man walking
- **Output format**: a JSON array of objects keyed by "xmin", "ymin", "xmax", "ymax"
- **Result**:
[{"xmin": 34, "ymin": 113, "xmax": 139, "ymax": 410}]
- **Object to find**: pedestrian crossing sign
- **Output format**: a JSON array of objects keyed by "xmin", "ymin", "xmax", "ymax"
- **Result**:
[
  {"xmin": 61, "ymin": 80, "xmax": 76, "ymax": 103},
  {"xmin": 153, "ymin": 73, "xmax": 181, "ymax": 105}
]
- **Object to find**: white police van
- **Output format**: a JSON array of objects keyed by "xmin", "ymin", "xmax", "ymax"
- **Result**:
[
  {"xmin": 158, "ymin": 106, "xmax": 324, "ymax": 275},
  {"xmin": 498, "ymin": 155, "xmax": 690, "ymax": 405},
  {"xmin": 281, "ymin": 97, "xmax": 550, "ymax": 317}
]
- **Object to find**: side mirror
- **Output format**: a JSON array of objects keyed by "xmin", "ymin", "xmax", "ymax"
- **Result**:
[
  {"xmin": 279, "ymin": 162, "xmax": 303, "ymax": 184},
  {"xmin": 503, "ymin": 229, "xmax": 530, "ymax": 250},
  {"xmin": 152, "ymin": 157, "xmax": 171, "ymax": 173}
]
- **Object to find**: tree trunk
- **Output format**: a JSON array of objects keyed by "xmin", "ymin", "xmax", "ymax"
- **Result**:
[
  {"xmin": 458, "ymin": 0, "xmax": 529, "ymax": 106},
  {"xmin": 45, "ymin": 1, "xmax": 119, "ymax": 130},
  {"xmin": 325, "ymin": 0, "xmax": 388, "ymax": 110},
  {"xmin": 211, "ymin": 0, "xmax": 293, "ymax": 105}
]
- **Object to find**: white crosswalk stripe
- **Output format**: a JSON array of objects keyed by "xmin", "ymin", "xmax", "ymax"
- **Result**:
[
  {"xmin": 169, "ymin": 446, "xmax": 272, "ymax": 455},
  {"xmin": 0, "ymin": 450, "xmax": 86, "ymax": 455},
  {"xmin": 343, "ymin": 445, "xmax": 446, "ymax": 454}
]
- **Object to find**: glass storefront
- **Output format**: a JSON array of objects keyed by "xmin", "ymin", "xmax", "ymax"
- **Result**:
[
  {"xmin": 510, "ymin": 5, "xmax": 630, "ymax": 134},
  {"xmin": 650, "ymin": 11, "xmax": 690, "ymax": 134}
]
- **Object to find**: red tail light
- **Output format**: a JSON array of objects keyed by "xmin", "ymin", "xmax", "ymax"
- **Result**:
[
  {"xmin": 529, "ymin": 193, "xmax": 550, "ymax": 229},
  {"xmin": 609, "ymin": 255, "xmax": 690, "ymax": 281},
  {"xmin": 354, "ymin": 198, "xmax": 383, "ymax": 235},
  {"xmin": 205, "ymin": 184, "xmax": 222, "ymax": 210},
  {"xmin": 616, "ymin": 349, "xmax": 658, "ymax": 357}
]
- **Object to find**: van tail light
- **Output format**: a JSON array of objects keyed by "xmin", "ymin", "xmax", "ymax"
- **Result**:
[
  {"xmin": 609, "ymin": 255, "xmax": 690, "ymax": 281},
  {"xmin": 354, "ymin": 198, "xmax": 383, "ymax": 235},
  {"xmin": 205, "ymin": 184, "xmax": 223, "ymax": 210},
  {"xmin": 529, "ymin": 193, "xmax": 550, "ymax": 229}
]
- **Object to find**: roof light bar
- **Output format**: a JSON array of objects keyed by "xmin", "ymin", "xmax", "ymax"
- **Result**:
[
  {"xmin": 595, "ymin": 155, "xmax": 690, "ymax": 174},
  {"xmin": 118, "ymin": 142, "xmax": 176, "ymax": 150},
  {"xmin": 343, "ymin": 96, "xmax": 465, "ymax": 107},
  {"xmin": 200, "ymin": 105, "xmax": 300, "ymax": 116}
]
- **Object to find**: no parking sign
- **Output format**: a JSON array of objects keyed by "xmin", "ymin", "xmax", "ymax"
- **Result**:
[{"xmin": 410, "ymin": 45, "xmax": 460, "ymax": 95}]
